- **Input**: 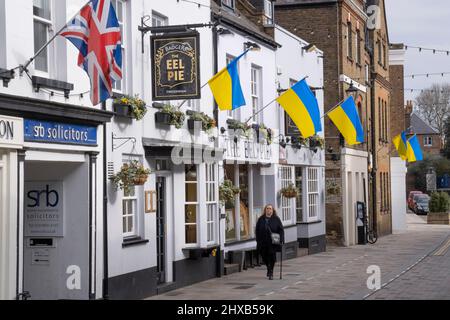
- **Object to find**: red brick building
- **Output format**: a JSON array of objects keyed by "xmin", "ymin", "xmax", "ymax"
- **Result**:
[{"xmin": 410, "ymin": 113, "xmax": 442, "ymax": 156}]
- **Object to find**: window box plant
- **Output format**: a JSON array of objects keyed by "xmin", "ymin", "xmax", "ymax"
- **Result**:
[
  {"xmin": 226, "ymin": 119, "xmax": 252, "ymax": 138},
  {"xmin": 309, "ymin": 135, "xmax": 325, "ymax": 149},
  {"xmin": 290, "ymin": 135, "xmax": 309, "ymax": 149},
  {"xmin": 219, "ymin": 179, "xmax": 241, "ymax": 207},
  {"xmin": 187, "ymin": 111, "xmax": 216, "ymax": 132},
  {"xmin": 113, "ymin": 94, "xmax": 147, "ymax": 120},
  {"xmin": 280, "ymin": 183, "xmax": 299, "ymax": 198},
  {"xmin": 155, "ymin": 104, "xmax": 185, "ymax": 129},
  {"xmin": 428, "ymin": 192, "xmax": 450, "ymax": 225},
  {"xmin": 110, "ymin": 160, "xmax": 151, "ymax": 195}
]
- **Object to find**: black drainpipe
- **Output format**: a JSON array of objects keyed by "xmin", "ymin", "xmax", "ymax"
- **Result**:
[
  {"xmin": 212, "ymin": 20, "xmax": 223, "ymax": 278},
  {"xmin": 101, "ymin": 101, "xmax": 109, "ymax": 299},
  {"xmin": 369, "ymin": 47, "xmax": 378, "ymax": 234}
]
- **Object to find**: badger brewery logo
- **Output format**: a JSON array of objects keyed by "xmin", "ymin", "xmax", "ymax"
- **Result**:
[{"xmin": 151, "ymin": 31, "xmax": 200, "ymax": 100}]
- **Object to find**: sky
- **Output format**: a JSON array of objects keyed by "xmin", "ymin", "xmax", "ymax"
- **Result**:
[{"xmin": 385, "ymin": 0, "xmax": 450, "ymax": 104}]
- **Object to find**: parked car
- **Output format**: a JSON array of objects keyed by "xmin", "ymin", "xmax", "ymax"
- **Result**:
[
  {"xmin": 408, "ymin": 191, "xmax": 423, "ymax": 210},
  {"xmin": 413, "ymin": 194, "xmax": 430, "ymax": 215}
]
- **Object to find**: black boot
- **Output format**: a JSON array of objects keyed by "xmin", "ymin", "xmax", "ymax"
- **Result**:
[{"xmin": 268, "ymin": 268, "xmax": 273, "ymax": 280}]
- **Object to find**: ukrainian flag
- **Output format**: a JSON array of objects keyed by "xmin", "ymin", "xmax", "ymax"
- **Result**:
[
  {"xmin": 392, "ymin": 130, "xmax": 408, "ymax": 160},
  {"xmin": 276, "ymin": 79, "xmax": 322, "ymax": 138},
  {"xmin": 406, "ymin": 134, "xmax": 423, "ymax": 162},
  {"xmin": 327, "ymin": 96, "xmax": 364, "ymax": 145},
  {"xmin": 208, "ymin": 51, "xmax": 247, "ymax": 111}
]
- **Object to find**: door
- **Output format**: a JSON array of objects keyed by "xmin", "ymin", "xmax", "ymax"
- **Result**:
[{"xmin": 156, "ymin": 177, "xmax": 166, "ymax": 285}]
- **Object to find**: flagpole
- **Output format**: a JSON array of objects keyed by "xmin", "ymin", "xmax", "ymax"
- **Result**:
[
  {"xmin": 244, "ymin": 75, "xmax": 309, "ymax": 124},
  {"xmin": 320, "ymin": 98, "xmax": 346, "ymax": 119},
  {"xmin": 21, "ymin": 0, "xmax": 91, "ymax": 73}
]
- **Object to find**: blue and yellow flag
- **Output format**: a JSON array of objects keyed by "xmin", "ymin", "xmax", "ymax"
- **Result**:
[
  {"xmin": 392, "ymin": 130, "xmax": 408, "ymax": 160},
  {"xmin": 208, "ymin": 51, "xmax": 247, "ymax": 111},
  {"xmin": 276, "ymin": 79, "xmax": 322, "ymax": 138},
  {"xmin": 406, "ymin": 134, "xmax": 423, "ymax": 163},
  {"xmin": 327, "ymin": 96, "xmax": 364, "ymax": 145}
]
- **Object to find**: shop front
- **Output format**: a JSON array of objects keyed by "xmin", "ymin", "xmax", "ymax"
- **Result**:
[
  {"xmin": 0, "ymin": 93, "xmax": 112, "ymax": 300},
  {"xmin": 0, "ymin": 115, "xmax": 23, "ymax": 300}
]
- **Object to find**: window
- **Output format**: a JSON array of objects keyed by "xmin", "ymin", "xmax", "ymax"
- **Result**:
[
  {"xmin": 224, "ymin": 165, "xmax": 237, "ymax": 241},
  {"xmin": 226, "ymin": 55, "xmax": 240, "ymax": 119},
  {"xmin": 356, "ymin": 30, "xmax": 361, "ymax": 65},
  {"xmin": 205, "ymin": 164, "xmax": 217, "ymax": 243},
  {"xmin": 424, "ymin": 136, "xmax": 433, "ymax": 147},
  {"xmin": 239, "ymin": 165, "xmax": 250, "ymax": 239},
  {"xmin": 222, "ymin": 0, "xmax": 235, "ymax": 10},
  {"xmin": 378, "ymin": 98, "xmax": 382, "ymax": 142},
  {"xmin": 365, "ymin": 64, "xmax": 369, "ymax": 83},
  {"xmin": 285, "ymin": 78, "xmax": 301, "ymax": 136},
  {"xmin": 185, "ymin": 165, "xmax": 198, "ymax": 244},
  {"xmin": 152, "ymin": 11, "xmax": 168, "ymax": 27},
  {"xmin": 384, "ymin": 100, "xmax": 388, "ymax": 142},
  {"xmin": 307, "ymin": 168, "xmax": 319, "ymax": 220},
  {"xmin": 263, "ymin": 0, "xmax": 274, "ymax": 25},
  {"xmin": 295, "ymin": 167, "xmax": 303, "ymax": 223},
  {"xmin": 33, "ymin": 0, "xmax": 52, "ymax": 73},
  {"xmin": 280, "ymin": 166, "xmax": 294, "ymax": 223},
  {"xmin": 123, "ymin": 185, "xmax": 137, "ymax": 237},
  {"xmin": 347, "ymin": 22, "xmax": 352, "ymax": 59},
  {"xmin": 383, "ymin": 44, "xmax": 387, "ymax": 67},
  {"xmin": 378, "ymin": 40, "xmax": 382, "ymax": 65},
  {"xmin": 251, "ymin": 65, "xmax": 262, "ymax": 123},
  {"xmin": 112, "ymin": 0, "xmax": 125, "ymax": 92}
]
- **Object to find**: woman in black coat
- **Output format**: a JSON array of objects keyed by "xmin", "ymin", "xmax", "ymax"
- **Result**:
[{"xmin": 255, "ymin": 204, "xmax": 284, "ymax": 280}]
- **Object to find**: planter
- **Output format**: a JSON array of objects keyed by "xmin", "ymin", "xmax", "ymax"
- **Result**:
[
  {"xmin": 113, "ymin": 103, "xmax": 132, "ymax": 118},
  {"xmin": 427, "ymin": 212, "xmax": 450, "ymax": 225},
  {"xmin": 282, "ymin": 190, "xmax": 298, "ymax": 198},
  {"xmin": 155, "ymin": 112, "xmax": 171, "ymax": 125},
  {"xmin": 188, "ymin": 119, "xmax": 203, "ymax": 132},
  {"xmin": 133, "ymin": 175, "xmax": 148, "ymax": 186}
]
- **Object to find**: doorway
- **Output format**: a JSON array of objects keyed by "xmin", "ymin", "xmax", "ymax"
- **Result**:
[{"xmin": 156, "ymin": 176, "xmax": 166, "ymax": 285}]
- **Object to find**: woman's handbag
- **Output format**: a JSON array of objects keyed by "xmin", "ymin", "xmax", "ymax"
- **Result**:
[{"xmin": 268, "ymin": 225, "xmax": 281, "ymax": 245}]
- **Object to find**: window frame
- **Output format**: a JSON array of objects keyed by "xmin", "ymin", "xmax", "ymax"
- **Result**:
[
  {"xmin": 33, "ymin": 0, "xmax": 53, "ymax": 76},
  {"xmin": 226, "ymin": 54, "xmax": 240, "ymax": 120},
  {"xmin": 263, "ymin": 0, "xmax": 274, "ymax": 25},
  {"xmin": 279, "ymin": 165, "xmax": 295, "ymax": 224},
  {"xmin": 221, "ymin": 0, "xmax": 235, "ymax": 10},
  {"xmin": 251, "ymin": 64, "xmax": 263, "ymax": 124},
  {"xmin": 424, "ymin": 136, "xmax": 433, "ymax": 147},
  {"xmin": 111, "ymin": 0, "xmax": 126, "ymax": 93},
  {"xmin": 205, "ymin": 163, "xmax": 218, "ymax": 244},
  {"xmin": 295, "ymin": 167, "xmax": 303, "ymax": 223},
  {"xmin": 306, "ymin": 167, "xmax": 320, "ymax": 222},
  {"xmin": 122, "ymin": 186, "xmax": 138, "ymax": 238},
  {"xmin": 184, "ymin": 164, "xmax": 199, "ymax": 245},
  {"xmin": 347, "ymin": 22, "xmax": 353, "ymax": 59}
]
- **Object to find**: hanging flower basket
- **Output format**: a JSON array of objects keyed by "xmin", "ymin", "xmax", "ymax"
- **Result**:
[
  {"xmin": 219, "ymin": 179, "xmax": 241, "ymax": 206},
  {"xmin": 187, "ymin": 111, "xmax": 216, "ymax": 132},
  {"xmin": 155, "ymin": 105, "xmax": 185, "ymax": 129},
  {"xmin": 110, "ymin": 160, "xmax": 151, "ymax": 194},
  {"xmin": 280, "ymin": 183, "xmax": 299, "ymax": 198},
  {"xmin": 113, "ymin": 95, "xmax": 147, "ymax": 120},
  {"xmin": 309, "ymin": 135, "xmax": 325, "ymax": 149}
]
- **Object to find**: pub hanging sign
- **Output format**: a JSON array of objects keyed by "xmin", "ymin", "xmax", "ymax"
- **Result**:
[{"xmin": 151, "ymin": 31, "xmax": 200, "ymax": 101}]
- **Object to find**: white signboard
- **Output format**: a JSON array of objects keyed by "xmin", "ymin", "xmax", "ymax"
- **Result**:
[
  {"xmin": 0, "ymin": 115, "xmax": 23, "ymax": 148},
  {"xmin": 25, "ymin": 181, "xmax": 64, "ymax": 237},
  {"xmin": 31, "ymin": 249, "xmax": 50, "ymax": 265}
]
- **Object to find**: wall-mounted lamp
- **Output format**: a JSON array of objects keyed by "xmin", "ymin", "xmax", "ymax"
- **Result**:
[
  {"xmin": 302, "ymin": 43, "xmax": 317, "ymax": 53},
  {"xmin": 244, "ymin": 41, "xmax": 261, "ymax": 51},
  {"xmin": 345, "ymin": 81, "xmax": 359, "ymax": 98}
]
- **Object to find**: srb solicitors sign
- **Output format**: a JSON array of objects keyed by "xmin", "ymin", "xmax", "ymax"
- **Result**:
[
  {"xmin": 151, "ymin": 31, "xmax": 200, "ymax": 100},
  {"xmin": 24, "ymin": 119, "xmax": 97, "ymax": 146}
]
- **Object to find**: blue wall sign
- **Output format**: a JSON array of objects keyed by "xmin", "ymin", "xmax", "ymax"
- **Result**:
[{"xmin": 24, "ymin": 119, "xmax": 97, "ymax": 146}]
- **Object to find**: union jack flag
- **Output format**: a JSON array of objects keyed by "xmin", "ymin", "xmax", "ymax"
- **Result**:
[{"xmin": 60, "ymin": 0, "xmax": 122, "ymax": 105}]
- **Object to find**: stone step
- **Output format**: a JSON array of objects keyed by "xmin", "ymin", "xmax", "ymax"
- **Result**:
[
  {"xmin": 297, "ymin": 248, "xmax": 309, "ymax": 257},
  {"xmin": 224, "ymin": 263, "xmax": 240, "ymax": 275}
]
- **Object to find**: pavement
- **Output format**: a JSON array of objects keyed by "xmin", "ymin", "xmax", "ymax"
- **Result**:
[{"xmin": 146, "ymin": 212, "xmax": 450, "ymax": 300}]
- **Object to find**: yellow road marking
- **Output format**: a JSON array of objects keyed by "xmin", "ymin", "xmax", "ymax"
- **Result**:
[{"xmin": 433, "ymin": 238, "xmax": 450, "ymax": 256}]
